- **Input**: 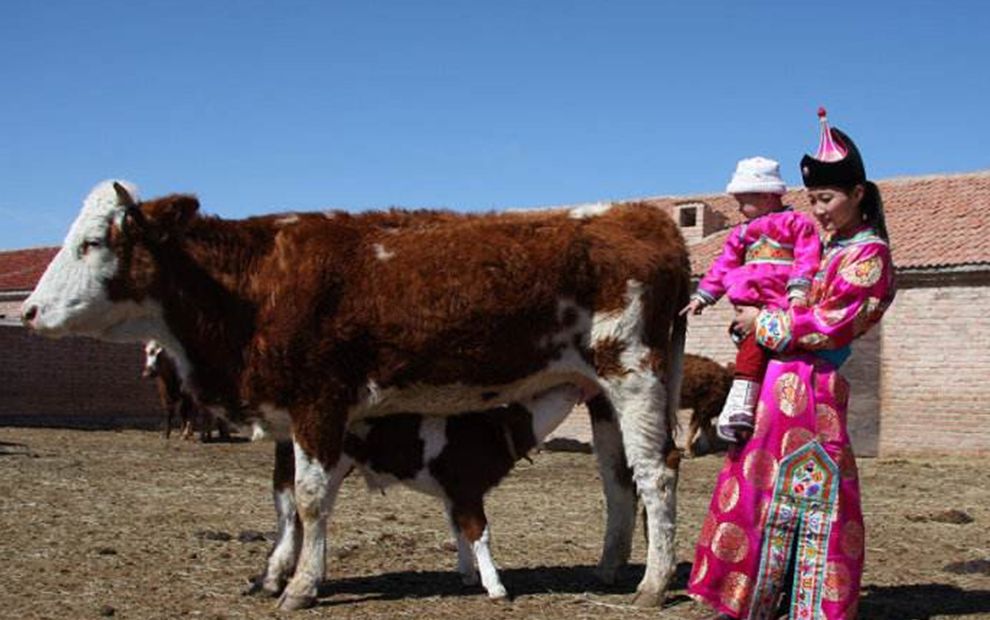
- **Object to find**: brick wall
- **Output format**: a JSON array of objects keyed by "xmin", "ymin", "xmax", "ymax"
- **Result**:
[
  {"xmin": 685, "ymin": 301, "xmax": 739, "ymax": 366},
  {"xmin": 880, "ymin": 283, "xmax": 990, "ymax": 454},
  {"xmin": 0, "ymin": 325, "xmax": 162, "ymax": 429},
  {"xmin": 0, "ymin": 300, "xmax": 23, "ymax": 321}
]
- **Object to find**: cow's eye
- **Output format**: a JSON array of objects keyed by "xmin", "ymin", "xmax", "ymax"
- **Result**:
[{"xmin": 79, "ymin": 239, "xmax": 103, "ymax": 256}]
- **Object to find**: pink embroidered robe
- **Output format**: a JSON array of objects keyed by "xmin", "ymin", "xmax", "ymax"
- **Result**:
[
  {"xmin": 696, "ymin": 209, "xmax": 821, "ymax": 309},
  {"xmin": 688, "ymin": 226, "xmax": 896, "ymax": 619}
]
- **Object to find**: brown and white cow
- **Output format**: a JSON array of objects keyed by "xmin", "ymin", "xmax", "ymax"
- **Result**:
[
  {"xmin": 143, "ymin": 340, "xmax": 231, "ymax": 441},
  {"xmin": 23, "ymin": 181, "xmax": 689, "ymax": 609},
  {"xmin": 252, "ymin": 383, "xmax": 582, "ymax": 600}
]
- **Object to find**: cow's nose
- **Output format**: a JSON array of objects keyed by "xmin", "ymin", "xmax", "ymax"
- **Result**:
[{"xmin": 22, "ymin": 305, "xmax": 38, "ymax": 326}]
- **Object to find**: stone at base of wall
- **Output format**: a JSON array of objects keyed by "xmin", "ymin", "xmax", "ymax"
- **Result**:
[
  {"xmin": 543, "ymin": 437, "xmax": 593, "ymax": 453},
  {"xmin": 0, "ymin": 414, "xmax": 162, "ymax": 431}
]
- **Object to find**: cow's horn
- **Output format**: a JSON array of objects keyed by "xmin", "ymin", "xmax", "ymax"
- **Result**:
[{"xmin": 113, "ymin": 182, "xmax": 136, "ymax": 207}]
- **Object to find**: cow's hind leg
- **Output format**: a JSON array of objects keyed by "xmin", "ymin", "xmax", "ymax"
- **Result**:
[
  {"xmin": 605, "ymin": 370, "xmax": 679, "ymax": 608},
  {"xmin": 588, "ymin": 394, "xmax": 636, "ymax": 585},
  {"xmin": 451, "ymin": 499, "xmax": 507, "ymax": 600},
  {"xmin": 277, "ymin": 438, "xmax": 350, "ymax": 611}
]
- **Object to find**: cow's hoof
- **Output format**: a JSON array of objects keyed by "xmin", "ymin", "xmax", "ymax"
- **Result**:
[
  {"xmin": 630, "ymin": 588, "xmax": 663, "ymax": 608},
  {"xmin": 242, "ymin": 579, "xmax": 263, "ymax": 596},
  {"xmin": 487, "ymin": 586, "xmax": 509, "ymax": 602},
  {"xmin": 242, "ymin": 576, "xmax": 283, "ymax": 597},
  {"xmin": 460, "ymin": 572, "xmax": 480, "ymax": 587},
  {"xmin": 242, "ymin": 575, "xmax": 285, "ymax": 597},
  {"xmin": 276, "ymin": 592, "xmax": 317, "ymax": 611},
  {"xmin": 595, "ymin": 564, "xmax": 620, "ymax": 585}
]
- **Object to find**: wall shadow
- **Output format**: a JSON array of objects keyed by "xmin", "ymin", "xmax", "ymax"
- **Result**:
[{"xmin": 859, "ymin": 583, "xmax": 990, "ymax": 619}]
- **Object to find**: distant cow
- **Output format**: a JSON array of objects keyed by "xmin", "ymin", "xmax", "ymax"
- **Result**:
[
  {"xmin": 252, "ymin": 384, "xmax": 581, "ymax": 600},
  {"xmin": 679, "ymin": 354, "xmax": 733, "ymax": 457},
  {"xmin": 23, "ymin": 181, "xmax": 689, "ymax": 610},
  {"xmin": 143, "ymin": 340, "xmax": 230, "ymax": 441}
]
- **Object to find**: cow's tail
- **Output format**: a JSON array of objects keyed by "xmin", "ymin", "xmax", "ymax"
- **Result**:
[
  {"xmin": 664, "ymin": 303, "xmax": 687, "ymax": 443},
  {"xmin": 661, "ymin": 253, "xmax": 691, "ymax": 445}
]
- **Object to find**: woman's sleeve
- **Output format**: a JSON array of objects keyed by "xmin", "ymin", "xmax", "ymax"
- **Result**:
[
  {"xmin": 695, "ymin": 226, "xmax": 746, "ymax": 304},
  {"xmin": 755, "ymin": 241, "xmax": 895, "ymax": 353}
]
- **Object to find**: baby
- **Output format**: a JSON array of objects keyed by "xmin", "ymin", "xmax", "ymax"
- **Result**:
[{"xmin": 682, "ymin": 157, "xmax": 821, "ymax": 442}]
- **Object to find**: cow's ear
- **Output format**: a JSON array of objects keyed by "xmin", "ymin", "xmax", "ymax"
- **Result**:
[
  {"xmin": 142, "ymin": 194, "xmax": 200, "ymax": 242},
  {"xmin": 118, "ymin": 205, "xmax": 146, "ymax": 240}
]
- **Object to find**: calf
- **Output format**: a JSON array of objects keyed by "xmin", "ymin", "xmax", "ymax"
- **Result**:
[
  {"xmin": 254, "ymin": 384, "xmax": 581, "ymax": 600},
  {"xmin": 143, "ymin": 340, "xmax": 230, "ymax": 441},
  {"xmin": 680, "ymin": 354, "xmax": 733, "ymax": 457},
  {"xmin": 24, "ymin": 181, "xmax": 689, "ymax": 609}
]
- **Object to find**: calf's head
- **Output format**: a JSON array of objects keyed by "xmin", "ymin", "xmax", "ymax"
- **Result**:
[
  {"xmin": 22, "ymin": 181, "xmax": 199, "ymax": 343},
  {"xmin": 143, "ymin": 340, "xmax": 164, "ymax": 379}
]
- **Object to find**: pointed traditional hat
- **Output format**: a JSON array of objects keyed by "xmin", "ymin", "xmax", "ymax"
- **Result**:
[{"xmin": 800, "ymin": 107, "xmax": 867, "ymax": 188}]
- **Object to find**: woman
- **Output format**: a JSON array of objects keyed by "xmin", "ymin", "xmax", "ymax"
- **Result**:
[{"xmin": 688, "ymin": 110, "xmax": 896, "ymax": 620}]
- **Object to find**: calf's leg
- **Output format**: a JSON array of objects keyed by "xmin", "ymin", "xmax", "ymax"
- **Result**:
[
  {"xmin": 444, "ymin": 500, "xmax": 479, "ymax": 586},
  {"xmin": 179, "ymin": 398, "xmax": 195, "ymax": 440},
  {"xmin": 451, "ymin": 499, "xmax": 507, "ymax": 600},
  {"xmin": 163, "ymin": 401, "xmax": 174, "ymax": 439}
]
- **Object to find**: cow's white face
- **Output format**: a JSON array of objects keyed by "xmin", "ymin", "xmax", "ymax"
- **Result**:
[
  {"xmin": 143, "ymin": 340, "xmax": 164, "ymax": 378},
  {"xmin": 22, "ymin": 180, "xmax": 160, "ymax": 341}
]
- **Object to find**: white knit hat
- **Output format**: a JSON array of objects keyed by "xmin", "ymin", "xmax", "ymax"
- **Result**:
[{"xmin": 725, "ymin": 156, "xmax": 787, "ymax": 195}]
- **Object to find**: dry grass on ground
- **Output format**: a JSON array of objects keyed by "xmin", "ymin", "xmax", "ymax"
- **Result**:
[{"xmin": 1, "ymin": 428, "xmax": 989, "ymax": 619}]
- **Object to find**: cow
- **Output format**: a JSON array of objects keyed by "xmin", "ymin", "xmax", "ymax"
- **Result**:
[
  {"xmin": 681, "ymin": 353, "xmax": 733, "ymax": 457},
  {"xmin": 250, "ymin": 383, "xmax": 582, "ymax": 600},
  {"xmin": 22, "ymin": 180, "xmax": 689, "ymax": 610},
  {"xmin": 143, "ymin": 340, "xmax": 231, "ymax": 441}
]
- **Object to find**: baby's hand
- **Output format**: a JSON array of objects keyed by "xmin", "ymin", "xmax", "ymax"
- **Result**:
[{"xmin": 680, "ymin": 298, "xmax": 705, "ymax": 316}]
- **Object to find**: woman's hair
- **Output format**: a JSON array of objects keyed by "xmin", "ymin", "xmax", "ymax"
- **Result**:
[
  {"xmin": 835, "ymin": 181, "xmax": 889, "ymax": 242},
  {"xmin": 859, "ymin": 181, "xmax": 889, "ymax": 242}
]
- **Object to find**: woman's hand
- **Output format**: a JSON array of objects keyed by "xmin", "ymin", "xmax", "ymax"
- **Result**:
[{"xmin": 732, "ymin": 306, "xmax": 760, "ymax": 338}]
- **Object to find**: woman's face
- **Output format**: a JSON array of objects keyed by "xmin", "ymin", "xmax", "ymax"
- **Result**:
[{"xmin": 807, "ymin": 185, "xmax": 864, "ymax": 236}]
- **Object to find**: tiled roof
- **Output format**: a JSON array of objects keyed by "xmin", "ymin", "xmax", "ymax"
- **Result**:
[
  {"xmin": 0, "ymin": 247, "xmax": 58, "ymax": 292},
  {"xmin": 634, "ymin": 170, "xmax": 990, "ymax": 276},
  {"xmin": 2, "ymin": 171, "xmax": 988, "ymax": 290}
]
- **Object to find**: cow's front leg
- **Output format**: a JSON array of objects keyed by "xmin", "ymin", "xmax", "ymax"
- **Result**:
[
  {"xmin": 277, "ymin": 434, "xmax": 349, "ymax": 611},
  {"xmin": 245, "ymin": 441, "xmax": 300, "ymax": 597}
]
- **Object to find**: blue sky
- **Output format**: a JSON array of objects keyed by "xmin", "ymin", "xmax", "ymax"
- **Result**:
[{"xmin": 2, "ymin": 1, "xmax": 987, "ymax": 249}]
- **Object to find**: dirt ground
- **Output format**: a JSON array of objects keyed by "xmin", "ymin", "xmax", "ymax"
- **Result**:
[{"xmin": 1, "ymin": 428, "xmax": 988, "ymax": 620}]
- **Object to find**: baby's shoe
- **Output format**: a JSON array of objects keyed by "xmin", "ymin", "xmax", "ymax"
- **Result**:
[{"xmin": 716, "ymin": 379, "xmax": 760, "ymax": 442}]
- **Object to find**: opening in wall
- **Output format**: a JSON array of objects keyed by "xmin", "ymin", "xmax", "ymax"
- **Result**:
[{"xmin": 679, "ymin": 206, "xmax": 697, "ymax": 228}]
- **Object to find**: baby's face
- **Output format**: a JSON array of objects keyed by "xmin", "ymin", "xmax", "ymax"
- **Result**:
[{"xmin": 733, "ymin": 193, "xmax": 779, "ymax": 220}]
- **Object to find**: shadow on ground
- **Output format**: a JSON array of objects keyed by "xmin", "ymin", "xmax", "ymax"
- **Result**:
[
  {"xmin": 315, "ymin": 562, "xmax": 990, "ymax": 618},
  {"xmin": 315, "ymin": 561, "xmax": 693, "ymax": 607},
  {"xmin": 859, "ymin": 583, "xmax": 990, "ymax": 619}
]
